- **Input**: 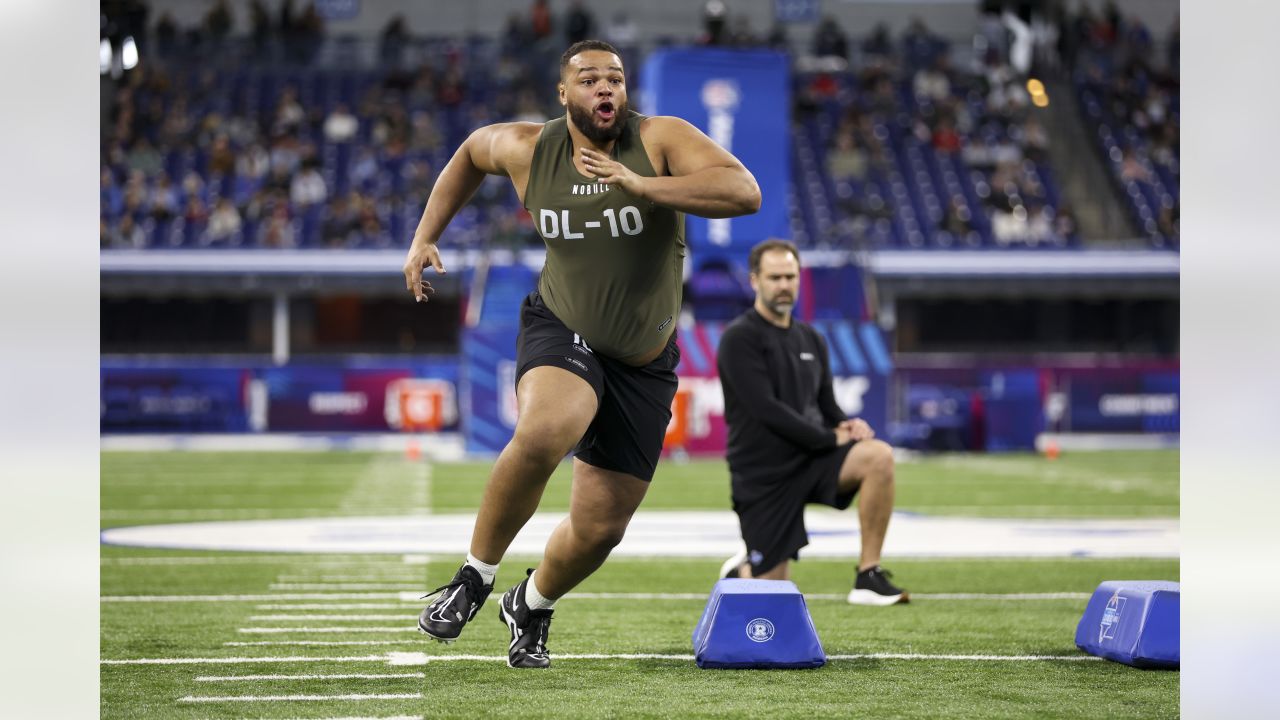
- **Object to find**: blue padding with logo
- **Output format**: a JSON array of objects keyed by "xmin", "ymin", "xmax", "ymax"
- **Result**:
[
  {"xmin": 692, "ymin": 579, "xmax": 825, "ymax": 669},
  {"xmin": 1075, "ymin": 580, "xmax": 1179, "ymax": 669}
]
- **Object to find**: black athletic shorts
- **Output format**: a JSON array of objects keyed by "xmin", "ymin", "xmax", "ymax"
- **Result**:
[
  {"xmin": 732, "ymin": 441, "xmax": 859, "ymax": 576},
  {"xmin": 514, "ymin": 291, "xmax": 680, "ymax": 482}
]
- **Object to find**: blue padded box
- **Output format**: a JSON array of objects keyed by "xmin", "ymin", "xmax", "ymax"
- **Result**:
[
  {"xmin": 1075, "ymin": 580, "xmax": 1180, "ymax": 669},
  {"xmin": 692, "ymin": 579, "xmax": 825, "ymax": 669}
]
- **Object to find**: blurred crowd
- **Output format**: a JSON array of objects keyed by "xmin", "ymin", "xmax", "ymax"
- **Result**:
[{"xmin": 100, "ymin": 0, "xmax": 1177, "ymax": 250}]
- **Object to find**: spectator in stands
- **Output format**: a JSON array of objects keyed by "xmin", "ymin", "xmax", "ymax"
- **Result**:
[
  {"xmin": 380, "ymin": 14, "xmax": 410, "ymax": 67},
  {"xmin": 512, "ymin": 92, "xmax": 549, "ymax": 124},
  {"xmin": 812, "ymin": 16, "xmax": 849, "ymax": 60},
  {"xmin": 530, "ymin": 0, "xmax": 553, "ymax": 41},
  {"xmin": 322, "ymin": 194, "xmax": 358, "ymax": 247},
  {"xmin": 126, "ymin": 137, "xmax": 163, "ymax": 176},
  {"xmin": 183, "ymin": 195, "xmax": 210, "ymax": 231},
  {"xmin": 409, "ymin": 111, "xmax": 442, "ymax": 152},
  {"xmin": 259, "ymin": 204, "xmax": 295, "ymax": 247},
  {"xmin": 101, "ymin": 167, "xmax": 123, "ymax": 219},
  {"xmin": 403, "ymin": 159, "xmax": 435, "ymax": 206},
  {"xmin": 121, "ymin": 172, "xmax": 148, "ymax": 221},
  {"xmin": 913, "ymin": 56, "xmax": 951, "ymax": 102},
  {"xmin": 1054, "ymin": 203, "xmax": 1078, "ymax": 242},
  {"xmin": 1119, "ymin": 149, "xmax": 1151, "ymax": 183},
  {"xmin": 701, "ymin": 0, "xmax": 728, "ymax": 46},
  {"xmin": 149, "ymin": 172, "xmax": 180, "ymax": 222},
  {"xmin": 237, "ymin": 142, "xmax": 270, "ymax": 181},
  {"xmin": 208, "ymin": 134, "xmax": 236, "ymax": 176},
  {"xmin": 1157, "ymin": 203, "xmax": 1178, "ymax": 239},
  {"xmin": 931, "ymin": 117, "xmax": 962, "ymax": 154},
  {"xmin": 290, "ymin": 159, "xmax": 328, "ymax": 208},
  {"xmin": 323, "ymin": 103, "xmax": 360, "ymax": 144},
  {"xmin": 828, "ymin": 130, "xmax": 868, "ymax": 181},
  {"xmin": 901, "ymin": 17, "xmax": 941, "ymax": 68},
  {"xmin": 940, "ymin": 196, "xmax": 975, "ymax": 238},
  {"xmin": 436, "ymin": 67, "xmax": 466, "ymax": 108},
  {"xmin": 206, "ymin": 198, "xmax": 243, "ymax": 244},
  {"xmin": 727, "ymin": 15, "xmax": 760, "ymax": 48},
  {"xmin": 273, "ymin": 87, "xmax": 306, "ymax": 136},
  {"xmin": 109, "ymin": 214, "xmax": 148, "ymax": 249},
  {"xmin": 203, "ymin": 0, "xmax": 233, "ymax": 50},
  {"xmin": 249, "ymin": 0, "xmax": 272, "ymax": 59},
  {"xmin": 350, "ymin": 147, "xmax": 379, "ymax": 190},
  {"xmin": 716, "ymin": 240, "xmax": 907, "ymax": 606},
  {"xmin": 564, "ymin": 1, "xmax": 594, "ymax": 46},
  {"xmin": 862, "ymin": 23, "xmax": 893, "ymax": 59},
  {"xmin": 604, "ymin": 12, "xmax": 638, "ymax": 54},
  {"xmin": 154, "ymin": 12, "xmax": 178, "ymax": 59},
  {"xmin": 1019, "ymin": 116, "xmax": 1050, "ymax": 163},
  {"xmin": 1025, "ymin": 203, "xmax": 1053, "ymax": 244}
]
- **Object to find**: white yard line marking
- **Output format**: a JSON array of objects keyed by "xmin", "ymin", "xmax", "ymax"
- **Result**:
[
  {"xmin": 103, "ymin": 655, "xmax": 395, "ymax": 665},
  {"xmin": 103, "ymin": 594, "xmax": 401, "ymax": 602},
  {"xmin": 102, "ymin": 509, "xmax": 397, "ymax": 520},
  {"xmin": 275, "ymin": 576, "xmax": 419, "ymax": 582},
  {"xmin": 103, "ymin": 556, "xmax": 414, "ymax": 566},
  {"xmin": 179, "ymin": 693, "xmax": 422, "ymax": 703},
  {"xmin": 271, "ymin": 584, "xmax": 414, "ymax": 591},
  {"xmin": 239, "ymin": 627, "xmax": 416, "ymax": 634},
  {"xmin": 106, "ymin": 651, "xmax": 1103, "ymax": 666},
  {"xmin": 256, "ymin": 604, "xmax": 417, "ymax": 610},
  {"xmin": 224, "ymin": 641, "xmax": 421, "ymax": 647},
  {"xmin": 828, "ymin": 653, "xmax": 1103, "ymax": 662},
  {"xmin": 194, "ymin": 673, "xmax": 425, "ymax": 682},
  {"xmin": 401, "ymin": 555, "xmax": 431, "ymax": 565},
  {"xmin": 103, "ymin": 591, "xmax": 1087, "ymax": 603},
  {"xmin": 248, "ymin": 615, "xmax": 413, "ymax": 621}
]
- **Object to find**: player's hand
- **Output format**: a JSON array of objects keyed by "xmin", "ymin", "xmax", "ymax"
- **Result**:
[
  {"xmin": 403, "ymin": 240, "xmax": 446, "ymax": 303},
  {"xmin": 580, "ymin": 148, "xmax": 646, "ymax": 196},
  {"xmin": 834, "ymin": 425, "xmax": 855, "ymax": 445},
  {"xmin": 840, "ymin": 418, "xmax": 876, "ymax": 441}
]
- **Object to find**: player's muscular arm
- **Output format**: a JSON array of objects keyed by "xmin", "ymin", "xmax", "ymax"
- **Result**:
[
  {"xmin": 404, "ymin": 123, "xmax": 537, "ymax": 301},
  {"xmin": 581, "ymin": 116, "xmax": 761, "ymax": 218}
]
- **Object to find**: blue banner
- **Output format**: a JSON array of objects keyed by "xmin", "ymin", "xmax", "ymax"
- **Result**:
[{"xmin": 641, "ymin": 48, "xmax": 791, "ymax": 253}]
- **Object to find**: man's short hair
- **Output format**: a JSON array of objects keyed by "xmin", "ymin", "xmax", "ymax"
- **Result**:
[
  {"xmin": 748, "ymin": 239, "xmax": 801, "ymax": 274},
  {"xmin": 560, "ymin": 40, "xmax": 623, "ymax": 78}
]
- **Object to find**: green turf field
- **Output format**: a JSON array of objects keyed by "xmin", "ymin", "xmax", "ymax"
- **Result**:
[{"xmin": 101, "ymin": 450, "xmax": 1179, "ymax": 718}]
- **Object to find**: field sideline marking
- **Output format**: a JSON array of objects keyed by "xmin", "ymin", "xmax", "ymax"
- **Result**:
[
  {"xmin": 239, "ymin": 627, "xmax": 417, "ymax": 634},
  {"xmin": 249, "ymin": 615, "xmax": 414, "ymax": 621},
  {"xmin": 105, "ymin": 652, "xmax": 1103, "ymax": 666},
  {"xmin": 179, "ymin": 693, "xmax": 422, "ymax": 703},
  {"xmin": 194, "ymin": 672, "xmax": 425, "ymax": 682},
  {"xmin": 271, "ymin": 583, "xmax": 416, "ymax": 591},
  {"xmin": 224, "ymin": 641, "xmax": 421, "ymax": 647},
  {"xmin": 104, "ymin": 591, "xmax": 1087, "ymax": 603},
  {"xmin": 256, "ymin": 604, "xmax": 417, "ymax": 610}
]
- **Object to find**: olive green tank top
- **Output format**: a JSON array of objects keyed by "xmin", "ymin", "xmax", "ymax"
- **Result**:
[{"xmin": 523, "ymin": 112, "xmax": 685, "ymax": 362}]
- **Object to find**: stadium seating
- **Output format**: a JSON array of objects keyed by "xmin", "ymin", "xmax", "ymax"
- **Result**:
[{"xmin": 102, "ymin": 37, "xmax": 1172, "ymax": 253}]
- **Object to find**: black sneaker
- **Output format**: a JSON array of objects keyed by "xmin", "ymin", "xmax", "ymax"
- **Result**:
[
  {"xmin": 417, "ymin": 564, "xmax": 492, "ymax": 643},
  {"xmin": 847, "ymin": 565, "xmax": 909, "ymax": 606},
  {"xmin": 497, "ymin": 569, "xmax": 553, "ymax": 669}
]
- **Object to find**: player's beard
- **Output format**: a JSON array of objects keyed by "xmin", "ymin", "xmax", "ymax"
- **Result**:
[
  {"xmin": 765, "ymin": 292, "xmax": 795, "ymax": 317},
  {"xmin": 568, "ymin": 97, "xmax": 628, "ymax": 144}
]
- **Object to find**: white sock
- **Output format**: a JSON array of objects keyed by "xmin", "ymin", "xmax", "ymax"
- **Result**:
[
  {"xmin": 524, "ymin": 570, "xmax": 557, "ymax": 610},
  {"xmin": 465, "ymin": 553, "xmax": 498, "ymax": 586}
]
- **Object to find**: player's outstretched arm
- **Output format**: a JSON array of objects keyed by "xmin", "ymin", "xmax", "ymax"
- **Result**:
[
  {"xmin": 580, "ymin": 116, "xmax": 761, "ymax": 219},
  {"xmin": 403, "ymin": 123, "xmax": 538, "ymax": 301}
]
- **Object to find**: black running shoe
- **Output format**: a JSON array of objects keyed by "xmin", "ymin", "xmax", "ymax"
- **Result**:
[
  {"xmin": 847, "ymin": 565, "xmax": 909, "ymax": 606},
  {"xmin": 417, "ymin": 564, "xmax": 492, "ymax": 643},
  {"xmin": 497, "ymin": 569, "xmax": 553, "ymax": 669}
]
